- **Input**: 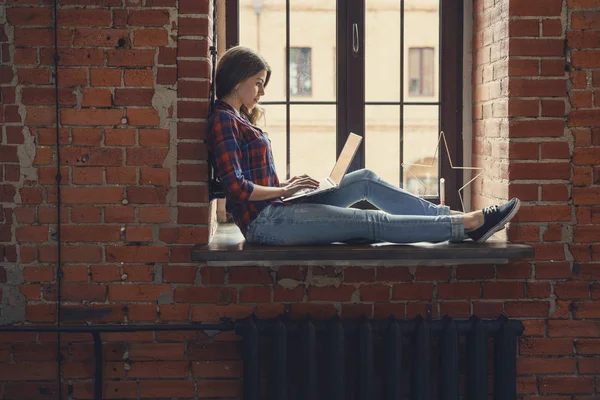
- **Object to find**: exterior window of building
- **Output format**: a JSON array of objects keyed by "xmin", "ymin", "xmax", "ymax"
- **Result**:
[
  {"xmin": 408, "ymin": 47, "xmax": 435, "ymax": 97},
  {"xmin": 289, "ymin": 47, "xmax": 312, "ymax": 96}
]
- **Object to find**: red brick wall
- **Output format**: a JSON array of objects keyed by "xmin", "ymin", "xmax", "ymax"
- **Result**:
[
  {"xmin": 0, "ymin": 0, "xmax": 212, "ymax": 325},
  {"xmin": 473, "ymin": 0, "xmax": 600, "ymax": 396},
  {"xmin": 1, "ymin": 0, "xmax": 600, "ymax": 397}
]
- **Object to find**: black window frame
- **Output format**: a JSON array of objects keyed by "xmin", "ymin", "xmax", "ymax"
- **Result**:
[{"xmin": 223, "ymin": 0, "xmax": 464, "ymax": 211}]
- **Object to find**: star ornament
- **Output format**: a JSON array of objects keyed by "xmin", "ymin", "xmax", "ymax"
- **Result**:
[{"xmin": 400, "ymin": 131, "xmax": 484, "ymax": 212}]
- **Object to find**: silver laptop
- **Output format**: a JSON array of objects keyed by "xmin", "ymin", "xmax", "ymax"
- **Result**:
[{"xmin": 282, "ymin": 132, "xmax": 363, "ymax": 202}]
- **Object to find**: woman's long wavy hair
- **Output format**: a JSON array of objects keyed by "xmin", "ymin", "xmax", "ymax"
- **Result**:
[{"xmin": 216, "ymin": 46, "xmax": 271, "ymax": 125}]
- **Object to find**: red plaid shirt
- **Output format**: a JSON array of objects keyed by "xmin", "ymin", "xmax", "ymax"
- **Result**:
[{"xmin": 208, "ymin": 100, "xmax": 284, "ymax": 235}]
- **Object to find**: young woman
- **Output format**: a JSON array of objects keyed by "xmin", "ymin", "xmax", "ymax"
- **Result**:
[{"xmin": 208, "ymin": 46, "xmax": 520, "ymax": 246}]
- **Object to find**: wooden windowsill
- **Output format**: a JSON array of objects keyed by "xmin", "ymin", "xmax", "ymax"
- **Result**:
[{"xmin": 191, "ymin": 223, "xmax": 534, "ymax": 266}]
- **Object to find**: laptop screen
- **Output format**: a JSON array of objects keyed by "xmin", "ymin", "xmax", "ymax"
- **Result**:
[{"xmin": 329, "ymin": 133, "xmax": 363, "ymax": 184}]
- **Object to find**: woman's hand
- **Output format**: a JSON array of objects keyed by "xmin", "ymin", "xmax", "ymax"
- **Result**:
[
  {"xmin": 247, "ymin": 175, "xmax": 318, "ymax": 201},
  {"xmin": 280, "ymin": 174, "xmax": 318, "ymax": 187},
  {"xmin": 280, "ymin": 175, "xmax": 320, "ymax": 198}
]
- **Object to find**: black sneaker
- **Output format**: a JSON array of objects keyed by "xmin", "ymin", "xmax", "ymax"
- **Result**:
[{"xmin": 467, "ymin": 198, "xmax": 521, "ymax": 243}]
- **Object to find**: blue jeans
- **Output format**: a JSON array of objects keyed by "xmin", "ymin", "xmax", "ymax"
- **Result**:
[{"xmin": 245, "ymin": 169, "xmax": 465, "ymax": 245}]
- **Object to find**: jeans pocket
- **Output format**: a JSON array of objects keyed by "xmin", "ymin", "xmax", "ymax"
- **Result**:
[
  {"xmin": 247, "ymin": 206, "xmax": 289, "ymax": 245},
  {"xmin": 246, "ymin": 220, "xmax": 286, "ymax": 245},
  {"xmin": 247, "ymin": 206, "xmax": 272, "ymax": 242},
  {"xmin": 250, "ymin": 206, "xmax": 271, "ymax": 228},
  {"xmin": 246, "ymin": 220, "xmax": 257, "ymax": 240}
]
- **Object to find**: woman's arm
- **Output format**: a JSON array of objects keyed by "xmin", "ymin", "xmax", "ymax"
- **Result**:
[
  {"xmin": 210, "ymin": 112, "xmax": 318, "ymax": 201},
  {"xmin": 248, "ymin": 185, "xmax": 285, "ymax": 201},
  {"xmin": 210, "ymin": 112, "xmax": 255, "ymax": 202}
]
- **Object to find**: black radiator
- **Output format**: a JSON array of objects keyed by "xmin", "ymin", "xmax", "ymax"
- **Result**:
[{"xmin": 235, "ymin": 314, "xmax": 524, "ymax": 400}]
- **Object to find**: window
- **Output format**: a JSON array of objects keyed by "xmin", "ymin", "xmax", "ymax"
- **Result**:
[
  {"xmin": 289, "ymin": 47, "xmax": 312, "ymax": 96},
  {"xmin": 226, "ymin": 0, "xmax": 464, "ymax": 210},
  {"xmin": 408, "ymin": 47, "xmax": 435, "ymax": 97}
]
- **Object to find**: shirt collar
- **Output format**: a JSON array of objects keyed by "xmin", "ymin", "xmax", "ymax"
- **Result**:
[{"xmin": 214, "ymin": 99, "xmax": 241, "ymax": 117}]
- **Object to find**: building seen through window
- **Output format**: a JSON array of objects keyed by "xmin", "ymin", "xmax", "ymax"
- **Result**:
[
  {"xmin": 289, "ymin": 47, "xmax": 312, "ymax": 96},
  {"xmin": 408, "ymin": 47, "xmax": 435, "ymax": 97}
]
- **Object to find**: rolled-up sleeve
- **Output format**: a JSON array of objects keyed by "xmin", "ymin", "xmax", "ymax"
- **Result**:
[{"xmin": 210, "ymin": 112, "xmax": 255, "ymax": 202}]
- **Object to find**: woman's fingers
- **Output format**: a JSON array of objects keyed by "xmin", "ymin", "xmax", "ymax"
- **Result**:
[
  {"xmin": 297, "ymin": 175, "xmax": 319, "ymax": 186},
  {"xmin": 286, "ymin": 175, "xmax": 319, "ymax": 188},
  {"xmin": 297, "ymin": 177, "xmax": 319, "ymax": 187},
  {"xmin": 282, "ymin": 176, "xmax": 320, "ymax": 197}
]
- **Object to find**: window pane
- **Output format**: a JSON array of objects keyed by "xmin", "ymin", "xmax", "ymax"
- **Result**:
[
  {"xmin": 402, "ymin": 105, "xmax": 439, "ymax": 197},
  {"xmin": 404, "ymin": 0, "xmax": 439, "ymax": 102},
  {"xmin": 238, "ymin": 0, "xmax": 286, "ymax": 103},
  {"xmin": 290, "ymin": 1, "xmax": 336, "ymax": 101},
  {"xmin": 365, "ymin": 105, "xmax": 400, "ymax": 187},
  {"xmin": 290, "ymin": 105, "xmax": 336, "ymax": 179},
  {"xmin": 365, "ymin": 0, "xmax": 401, "ymax": 102},
  {"xmin": 255, "ymin": 105, "xmax": 287, "ymax": 180}
]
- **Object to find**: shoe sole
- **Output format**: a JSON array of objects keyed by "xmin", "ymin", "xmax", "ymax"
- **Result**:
[{"xmin": 476, "ymin": 199, "xmax": 521, "ymax": 243}]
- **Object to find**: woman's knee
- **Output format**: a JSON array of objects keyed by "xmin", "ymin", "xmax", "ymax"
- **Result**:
[
  {"xmin": 340, "ymin": 169, "xmax": 378, "ymax": 190},
  {"xmin": 349, "ymin": 168, "xmax": 378, "ymax": 181}
]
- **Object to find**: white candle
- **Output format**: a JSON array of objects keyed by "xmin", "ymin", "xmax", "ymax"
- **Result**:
[{"xmin": 440, "ymin": 178, "xmax": 445, "ymax": 206}]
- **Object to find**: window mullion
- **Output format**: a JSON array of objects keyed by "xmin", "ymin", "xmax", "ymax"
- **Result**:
[
  {"xmin": 285, "ymin": 0, "xmax": 291, "ymax": 179},
  {"xmin": 344, "ymin": 0, "xmax": 365, "ymax": 171},
  {"xmin": 440, "ymin": 0, "xmax": 464, "ymax": 211},
  {"xmin": 336, "ymin": 0, "xmax": 348, "ymax": 161},
  {"xmin": 400, "ymin": 0, "xmax": 405, "ymax": 188}
]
